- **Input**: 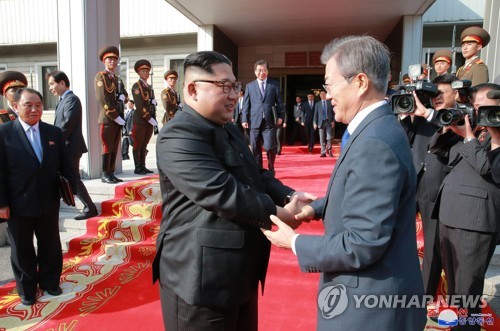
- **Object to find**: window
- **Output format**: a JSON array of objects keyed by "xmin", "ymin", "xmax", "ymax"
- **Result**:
[{"xmin": 41, "ymin": 65, "xmax": 58, "ymax": 110}]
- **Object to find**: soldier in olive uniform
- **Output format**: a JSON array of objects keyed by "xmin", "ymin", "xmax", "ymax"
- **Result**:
[
  {"xmin": 94, "ymin": 45, "xmax": 128, "ymax": 184},
  {"xmin": 160, "ymin": 69, "xmax": 180, "ymax": 125},
  {"xmin": 131, "ymin": 60, "xmax": 157, "ymax": 175},
  {"xmin": 0, "ymin": 71, "xmax": 27, "ymax": 124},
  {"xmin": 432, "ymin": 50, "xmax": 452, "ymax": 77},
  {"xmin": 456, "ymin": 26, "xmax": 490, "ymax": 86}
]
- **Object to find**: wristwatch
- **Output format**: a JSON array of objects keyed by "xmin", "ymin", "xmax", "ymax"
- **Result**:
[
  {"xmin": 285, "ymin": 190, "xmax": 295, "ymax": 204},
  {"xmin": 464, "ymin": 137, "xmax": 476, "ymax": 143}
]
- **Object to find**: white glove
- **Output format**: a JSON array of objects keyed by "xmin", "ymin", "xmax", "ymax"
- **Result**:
[
  {"xmin": 151, "ymin": 99, "xmax": 158, "ymax": 106},
  {"xmin": 114, "ymin": 117, "xmax": 126, "ymax": 126},
  {"xmin": 118, "ymin": 94, "xmax": 126, "ymax": 102},
  {"xmin": 148, "ymin": 117, "xmax": 158, "ymax": 126}
]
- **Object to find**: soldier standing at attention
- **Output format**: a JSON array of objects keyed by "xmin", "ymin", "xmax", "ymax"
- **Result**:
[
  {"xmin": 131, "ymin": 59, "xmax": 157, "ymax": 175},
  {"xmin": 0, "ymin": 71, "xmax": 27, "ymax": 124},
  {"xmin": 161, "ymin": 69, "xmax": 180, "ymax": 125},
  {"xmin": 456, "ymin": 26, "xmax": 490, "ymax": 86},
  {"xmin": 432, "ymin": 50, "xmax": 452, "ymax": 77},
  {"xmin": 94, "ymin": 45, "xmax": 128, "ymax": 184}
]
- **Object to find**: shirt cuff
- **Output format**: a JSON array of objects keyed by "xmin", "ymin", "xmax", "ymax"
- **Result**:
[
  {"xmin": 291, "ymin": 233, "xmax": 300, "ymax": 255},
  {"xmin": 426, "ymin": 108, "xmax": 434, "ymax": 122}
]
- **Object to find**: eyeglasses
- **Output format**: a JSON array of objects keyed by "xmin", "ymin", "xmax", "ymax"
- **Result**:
[
  {"xmin": 194, "ymin": 80, "xmax": 242, "ymax": 94},
  {"xmin": 322, "ymin": 75, "xmax": 355, "ymax": 92}
]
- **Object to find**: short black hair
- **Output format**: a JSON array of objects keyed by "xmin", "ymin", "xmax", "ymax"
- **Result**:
[
  {"xmin": 13, "ymin": 87, "xmax": 43, "ymax": 103},
  {"xmin": 254, "ymin": 59, "xmax": 269, "ymax": 71},
  {"xmin": 47, "ymin": 70, "xmax": 70, "ymax": 88},
  {"xmin": 432, "ymin": 73, "xmax": 458, "ymax": 85},
  {"xmin": 184, "ymin": 51, "xmax": 232, "ymax": 74}
]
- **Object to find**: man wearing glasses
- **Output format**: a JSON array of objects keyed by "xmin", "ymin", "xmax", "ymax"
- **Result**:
[
  {"xmin": 263, "ymin": 36, "xmax": 426, "ymax": 330},
  {"xmin": 154, "ymin": 51, "xmax": 315, "ymax": 331},
  {"xmin": 241, "ymin": 59, "xmax": 284, "ymax": 174}
]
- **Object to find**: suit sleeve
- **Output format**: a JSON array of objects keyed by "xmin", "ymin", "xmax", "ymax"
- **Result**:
[
  {"xmin": 295, "ymin": 138, "xmax": 405, "ymax": 273},
  {"xmin": 242, "ymin": 86, "xmax": 251, "ymax": 124},
  {"xmin": 59, "ymin": 96, "xmax": 81, "ymax": 142},
  {"xmin": 313, "ymin": 103, "xmax": 319, "ymax": 126},
  {"xmin": 157, "ymin": 122, "xmax": 280, "ymax": 227}
]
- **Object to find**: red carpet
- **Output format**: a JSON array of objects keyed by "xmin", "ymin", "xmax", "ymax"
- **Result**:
[{"xmin": 0, "ymin": 144, "xmax": 498, "ymax": 330}]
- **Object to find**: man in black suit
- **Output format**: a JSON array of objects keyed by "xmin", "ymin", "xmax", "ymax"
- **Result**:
[
  {"xmin": 242, "ymin": 59, "xmax": 284, "ymax": 174},
  {"xmin": 303, "ymin": 91, "xmax": 316, "ymax": 153},
  {"xmin": 430, "ymin": 83, "xmax": 500, "ymax": 330},
  {"xmin": 401, "ymin": 73, "xmax": 459, "ymax": 299},
  {"xmin": 48, "ymin": 71, "xmax": 98, "ymax": 220},
  {"xmin": 0, "ymin": 88, "xmax": 77, "ymax": 305},
  {"xmin": 153, "ymin": 51, "xmax": 315, "ymax": 331},
  {"xmin": 313, "ymin": 90, "xmax": 335, "ymax": 157}
]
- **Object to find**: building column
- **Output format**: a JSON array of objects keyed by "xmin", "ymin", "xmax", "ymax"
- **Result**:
[
  {"xmin": 56, "ymin": 0, "xmax": 121, "ymax": 179},
  {"xmin": 198, "ymin": 25, "xmax": 214, "ymax": 51},
  {"xmin": 483, "ymin": 0, "xmax": 500, "ymax": 83},
  {"xmin": 401, "ymin": 15, "xmax": 424, "ymax": 77}
]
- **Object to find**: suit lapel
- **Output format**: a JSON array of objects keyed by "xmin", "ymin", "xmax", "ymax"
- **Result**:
[
  {"xmin": 322, "ymin": 104, "xmax": 390, "ymax": 216},
  {"xmin": 14, "ymin": 120, "xmax": 40, "ymax": 164}
]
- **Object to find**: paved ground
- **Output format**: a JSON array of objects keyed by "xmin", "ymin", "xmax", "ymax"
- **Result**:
[{"xmin": 0, "ymin": 245, "xmax": 13, "ymax": 287}]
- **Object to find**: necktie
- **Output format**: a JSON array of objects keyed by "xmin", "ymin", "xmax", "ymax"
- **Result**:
[
  {"xmin": 260, "ymin": 81, "xmax": 265, "ymax": 97},
  {"xmin": 341, "ymin": 130, "xmax": 351, "ymax": 150},
  {"xmin": 322, "ymin": 101, "xmax": 327, "ymax": 121},
  {"xmin": 28, "ymin": 127, "xmax": 43, "ymax": 162}
]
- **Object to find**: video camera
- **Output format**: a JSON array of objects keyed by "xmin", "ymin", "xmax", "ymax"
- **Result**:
[
  {"xmin": 475, "ymin": 89, "xmax": 500, "ymax": 127},
  {"xmin": 436, "ymin": 80, "xmax": 476, "ymax": 128},
  {"xmin": 391, "ymin": 81, "xmax": 439, "ymax": 114},
  {"xmin": 391, "ymin": 64, "xmax": 439, "ymax": 114}
]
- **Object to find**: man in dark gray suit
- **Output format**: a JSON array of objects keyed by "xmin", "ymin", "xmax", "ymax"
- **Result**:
[
  {"xmin": 153, "ymin": 51, "xmax": 315, "ymax": 331},
  {"xmin": 263, "ymin": 35, "xmax": 426, "ymax": 330},
  {"xmin": 241, "ymin": 59, "xmax": 284, "ymax": 174},
  {"xmin": 48, "ymin": 71, "xmax": 98, "ymax": 220},
  {"xmin": 313, "ymin": 90, "xmax": 335, "ymax": 157},
  {"xmin": 0, "ymin": 88, "xmax": 77, "ymax": 305},
  {"xmin": 430, "ymin": 83, "xmax": 500, "ymax": 330}
]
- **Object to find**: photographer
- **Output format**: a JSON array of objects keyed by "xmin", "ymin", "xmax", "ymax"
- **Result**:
[
  {"xmin": 430, "ymin": 83, "xmax": 500, "ymax": 330},
  {"xmin": 399, "ymin": 74, "xmax": 459, "ymax": 299}
]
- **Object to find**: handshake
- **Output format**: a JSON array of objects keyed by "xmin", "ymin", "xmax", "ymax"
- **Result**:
[{"xmin": 261, "ymin": 191, "xmax": 318, "ymax": 249}]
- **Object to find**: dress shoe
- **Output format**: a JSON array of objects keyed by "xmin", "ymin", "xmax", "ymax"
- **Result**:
[
  {"xmin": 328, "ymin": 150, "xmax": 334, "ymax": 157},
  {"xmin": 134, "ymin": 167, "xmax": 147, "ymax": 175},
  {"xmin": 43, "ymin": 287, "xmax": 62, "ymax": 296},
  {"xmin": 142, "ymin": 166, "xmax": 154, "ymax": 174},
  {"xmin": 74, "ymin": 209, "xmax": 98, "ymax": 220},
  {"xmin": 320, "ymin": 154, "xmax": 326, "ymax": 157},
  {"xmin": 20, "ymin": 296, "xmax": 36, "ymax": 306},
  {"xmin": 111, "ymin": 174, "xmax": 123, "ymax": 182},
  {"xmin": 101, "ymin": 174, "xmax": 115, "ymax": 184}
]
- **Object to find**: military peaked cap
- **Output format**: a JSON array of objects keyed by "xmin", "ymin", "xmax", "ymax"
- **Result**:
[
  {"xmin": 461, "ymin": 27, "xmax": 490, "ymax": 47},
  {"xmin": 99, "ymin": 45, "xmax": 120, "ymax": 62},
  {"xmin": 164, "ymin": 69, "xmax": 178, "ymax": 80},
  {"xmin": 134, "ymin": 59, "xmax": 151, "ymax": 73},
  {"xmin": 432, "ymin": 50, "xmax": 452, "ymax": 64},
  {"xmin": 0, "ymin": 71, "xmax": 28, "ymax": 96}
]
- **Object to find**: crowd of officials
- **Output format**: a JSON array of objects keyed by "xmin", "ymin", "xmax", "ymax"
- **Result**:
[{"xmin": 0, "ymin": 25, "xmax": 498, "ymax": 331}]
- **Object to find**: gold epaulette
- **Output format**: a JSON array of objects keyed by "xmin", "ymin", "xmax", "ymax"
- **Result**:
[{"xmin": 475, "ymin": 59, "xmax": 485, "ymax": 65}]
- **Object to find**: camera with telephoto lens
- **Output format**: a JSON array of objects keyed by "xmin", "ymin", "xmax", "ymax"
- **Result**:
[
  {"xmin": 477, "ymin": 106, "xmax": 500, "ymax": 127},
  {"xmin": 391, "ymin": 81, "xmax": 439, "ymax": 114},
  {"xmin": 436, "ymin": 80, "xmax": 476, "ymax": 128}
]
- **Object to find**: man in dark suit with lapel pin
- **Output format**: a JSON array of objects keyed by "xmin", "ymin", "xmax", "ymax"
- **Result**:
[
  {"xmin": 430, "ymin": 83, "xmax": 500, "ymax": 330},
  {"xmin": 313, "ymin": 90, "xmax": 335, "ymax": 157},
  {"xmin": 242, "ymin": 59, "xmax": 284, "ymax": 174},
  {"xmin": 263, "ymin": 35, "xmax": 426, "ymax": 330},
  {"xmin": 153, "ymin": 51, "xmax": 315, "ymax": 331},
  {"xmin": 48, "ymin": 71, "xmax": 98, "ymax": 220},
  {"xmin": 0, "ymin": 88, "xmax": 77, "ymax": 305}
]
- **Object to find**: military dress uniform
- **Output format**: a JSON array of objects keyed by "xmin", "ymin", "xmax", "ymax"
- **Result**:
[
  {"xmin": 0, "ymin": 71, "xmax": 28, "ymax": 124},
  {"xmin": 131, "ymin": 59, "xmax": 155, "ymax": 175},
  {"xmin": 161, "ymin": 69, "xmax": 180, "ymax": 125},
  {"xmin": 456, "ymin": 26, "xmax": 490, "ymax": 86},
  {"xmin": 94, "ymin": 45, "xmax": 128, "ymax": 183}
]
